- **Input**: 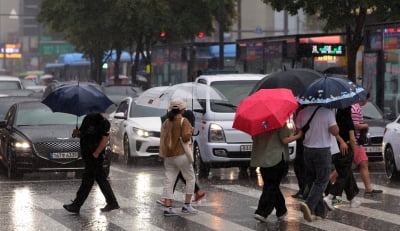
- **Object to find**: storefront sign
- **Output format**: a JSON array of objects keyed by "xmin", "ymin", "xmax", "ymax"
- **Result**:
[
  {"xmin": 311, "ymin": 44, "xmax": 345, "ymax": 56},
  {"xmin": 0, "ymin": 43, "xmax": 22, "ymax": 59}
]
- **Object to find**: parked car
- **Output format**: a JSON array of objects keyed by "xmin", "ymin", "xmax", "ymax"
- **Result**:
[
  {"xmin": 382, "ymin": 115, "xmax": 400, "ymax": 179},
  {"xmin": 108, "ymin": 96, "xmax": 165, "ymax": 164},
  {"xmin": 0, "ymin": 76, "xmax": 24, "ymax": 90},
  {"xmin": 192, "ymin": 74, "xmax": 297, "ymax": 177},
  {"xmin": 362, "ymin": 101, "xmax": 390, "ymax": 161},
  {"xmin": 0, "ymin": 101, "xmax": 110, "ymax": 178}
]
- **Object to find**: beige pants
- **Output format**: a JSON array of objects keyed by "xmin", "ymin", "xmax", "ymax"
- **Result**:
[{"xmin": 162, "ymin": 154, "xmax": 195, "ymax": 199}]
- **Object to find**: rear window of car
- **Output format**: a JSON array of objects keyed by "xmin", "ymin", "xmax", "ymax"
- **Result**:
[
  {"xmin": 0, "ymin": 81, "xmax": 22, "ymax": 90},
  {"xmin": 210, "ymin": 80, "xmax": 259, "ymax": 112}
]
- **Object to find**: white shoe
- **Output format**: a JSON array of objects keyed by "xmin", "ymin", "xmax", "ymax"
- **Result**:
[
  {"xmin": 182, "ymin": 204, "xmax": 198, "ymax": 214},
  {"xmin": 350, "ymin": 199, "xmax": 361, "ymax": 208},
  {"xmin": 323, "ymin": 196, "xmax": 335, "ymax": 211}
]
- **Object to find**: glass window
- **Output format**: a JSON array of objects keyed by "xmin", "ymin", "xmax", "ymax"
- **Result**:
[
  {"xmin": 16, "ymin": 106, "xmax": 83, "ymax": 126},
  {"xmin": 130, "ymin": 103, "xmax": 166, "ymax": 118},
  {"xmin": 210, "ymin": 80, "xmax": 259, "ymax": 112},
  {"xmin": 0, "ymin": 81, "xmax": 22, "ymax": 90}
]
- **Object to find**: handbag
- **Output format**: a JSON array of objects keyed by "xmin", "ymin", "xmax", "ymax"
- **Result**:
[
  {"xmin": 357, "ymin": 128, "xmax": 368, "ymax": 145},
  {"xmin": 180, "ymin": 118, "xmax": 194, "ymax": 163}
]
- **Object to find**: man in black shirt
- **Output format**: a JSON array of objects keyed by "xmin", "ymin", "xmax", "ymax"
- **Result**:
[
  {"xmin": 63, "ymin": 113, "xmax": 119, "ymax": 213},
  {"xmin": 323, "ymin": 107, "xmax": 360, "ymax": 210}
]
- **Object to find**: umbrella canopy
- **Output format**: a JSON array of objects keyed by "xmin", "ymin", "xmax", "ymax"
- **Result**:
[
  {"xmin": 19, "ymin": 70, "xmax": 44, "ymax": 78},
  {"xmin": 297, "ymin": 76, "xmax": 367, "ymax": 108},
  {"xmin": 41, "ymin": 74, "xmax": 54, "ymax": 80},
  {"xmin": 136, "ymin": 83, "xmax": 227, "ymax": 110},
  {"xmin": 41, "ymin": 83, "xmax": 113, "ymax": 116},
  {"xmin": 250, "ymin": 68, "xmax": 323, "ymax": 96},
  {"xmin": 233, "ymin": 88, "xmax": 299, "ymax": 136},
  {"xmin": 24, "ymin": 75, "xmax": 38, "ymax": 80}
]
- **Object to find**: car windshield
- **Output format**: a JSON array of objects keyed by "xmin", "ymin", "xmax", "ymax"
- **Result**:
[
  {"xmin": 104, "ymin": 86, "xmax": 141, "ymax": 95},
  {"xmin": 130, "ymin": 103, "xmax": 167, "ymax": 117},
  {"xmin": 362, "ymin": 102, "xmax": 383, "ymax": 120},
  {"xmin": 210, "ymin": 80, "xmax": 259, "ymax": 112},
  {"xmin": 0, "ymin": 81, "xmax": 22, "ymax": 90},
  {"xmin": 16, "ymin": 106, "xmax": 84, "ymax": 126}
]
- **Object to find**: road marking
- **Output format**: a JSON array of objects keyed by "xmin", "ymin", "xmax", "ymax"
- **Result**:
[{"xmin": 215, "ymin": 184, "xmax": 368, "ymax": 231}]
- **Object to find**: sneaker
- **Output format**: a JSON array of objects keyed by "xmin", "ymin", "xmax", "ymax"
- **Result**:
[
  {"xmin": 182, "ymin": 204, "xmax": 198, "ymax": 214},
  {"xmin": 193, "ymin": 192, "xmax": 206, "ymax": 202},
  {"xmin": 254, "ymin": 214, "xmax": 268, "ymax": 223},
  {"xmin": 100, "ymin": 203, "xmax": 120, "ymax": 212},
  {"xmin": 323, "ymin": 196, "xmax": 335, "ymax": 211},
  {"xmin": 332, "ymin": 197, "xmax": 343, "ymax": 205},
  {"xmin": 157, "ymin": 199, "xmax": 166, "ymax": 206},
  {"xmin": 364, "ymin": 189, "xmax": 383, "ymax": 196},
  {"xmin": 63, "ymin": 203, "xmax": 80, "ymax": 213},
  {"xmin": 300, "ymin": 202, "xmax": 313, "ymax": 222},
  {"xmin": 164, "ymin": 207, "xmax": 178, "ymax": 217},
  {"xmin": 350, "ymin": 199, "xmax": 361, "ymax": 208}
]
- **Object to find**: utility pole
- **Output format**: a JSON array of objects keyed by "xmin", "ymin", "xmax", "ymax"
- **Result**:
[{"xmin": 218, "ymin": 0, "xmax": 225, "ymax": 70}]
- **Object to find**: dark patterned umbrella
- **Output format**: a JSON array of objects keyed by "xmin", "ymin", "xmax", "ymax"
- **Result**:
[{"xmin": 297, "ymin": 76, "xmax": 367, "ymax": 108}]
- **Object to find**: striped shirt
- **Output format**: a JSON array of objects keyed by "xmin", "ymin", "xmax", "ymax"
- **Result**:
[{"xmin": 351, "ymin": 103, "xmax": 363, "ymax": 139}]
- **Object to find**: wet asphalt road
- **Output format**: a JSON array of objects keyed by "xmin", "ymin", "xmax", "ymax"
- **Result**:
[{"xmin": 0, "ymin": 158, "xmax": 399, "ymax": 231}]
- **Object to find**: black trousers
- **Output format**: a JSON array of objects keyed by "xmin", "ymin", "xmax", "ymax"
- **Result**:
[
  {"xmin": 73, "ymin": 158, "xmax": 118, "ymax": 207},
  {"xmin": 328, "ymin": 150, "xmax": 359, "ymax": 201},
  {"xmin": 255, "ymin": 159, "xmax": 288, "ymax": 217},
  {"xmin": 294, "ymin": 146, "xmax": 307, "ymax": 195}
]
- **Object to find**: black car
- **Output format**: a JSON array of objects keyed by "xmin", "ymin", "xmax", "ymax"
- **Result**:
[{"xmin": 0, "ymin": 101, "xmax": 110, "ymax": 178}]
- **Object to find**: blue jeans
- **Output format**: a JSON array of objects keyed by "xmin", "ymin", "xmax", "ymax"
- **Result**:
[{"xmin": 303, "ymin": 147, "xmax": 331, "ymax": 217}]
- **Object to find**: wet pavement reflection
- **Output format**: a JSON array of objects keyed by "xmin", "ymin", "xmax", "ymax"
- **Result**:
[{"xmin": 0, "ymin": 159, "xmax": 399, "ymax": 231}]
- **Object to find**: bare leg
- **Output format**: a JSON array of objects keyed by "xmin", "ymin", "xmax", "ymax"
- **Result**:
[
  {"xmin": 359, "ymin": 160, "xmax": 373, "ymax": 192},
  {"xmin": 184, "ymin": 194, "xmax": 193, "ymax": 204}
]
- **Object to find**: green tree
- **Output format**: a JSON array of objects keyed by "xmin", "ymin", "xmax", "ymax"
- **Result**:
[
  {"xmin": 38, "ymin": 0, "xmax": 236, "ymax": 85},
  {"xmin": 262, "ymin": 0, "xmax": 400, "ymax": 82}
]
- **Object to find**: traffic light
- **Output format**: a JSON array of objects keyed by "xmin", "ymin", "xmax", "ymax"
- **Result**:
[
  {"xmin": 160, "ymin": 31, "xmax": 166, "ymax": 38},
  {"xmin": 197, "ymin": 32, "xmax": 205, "ymax": 38}
]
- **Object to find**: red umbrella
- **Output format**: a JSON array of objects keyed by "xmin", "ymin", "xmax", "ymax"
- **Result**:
[
  {"xmin": 233, "ymin": 88, "xmax": 299, "ymax": 136},
  {"xmin": 24, "ymin": 75, "xmax": 38, "ymax": 80}
]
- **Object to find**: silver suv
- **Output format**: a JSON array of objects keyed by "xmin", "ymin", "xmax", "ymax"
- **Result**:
[{"xmin": 193, "ymin": 74, "xmax": 296, "ymax": 177}]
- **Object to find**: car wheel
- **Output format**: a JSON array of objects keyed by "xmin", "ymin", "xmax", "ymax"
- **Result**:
[
  {"xmin": 7, "ymin": 154, "xmax": 21, "ymax": 179},
  {"xmin": 194, "ymin": 144, "xmax": 209, "ymax": 178},
  {"xmin": 123, "ymin": 134, "xmax": 132, "ymax": 165},
  {"xmin": 384, "ymin": 145, "xmax": 399, "ymax": 179}
]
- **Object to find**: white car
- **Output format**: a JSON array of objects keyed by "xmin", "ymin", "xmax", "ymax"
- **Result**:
[
  {"xmin": 382, "ymin": 115, "xmax": 400, "ymax": 179},
  {"xmin": 108, "ymin": 96, "xmax": 166, "ymax": 164},
  {"xmin": 193, "ymin": 74, "xmax": 296, "ymax": 177},
  {"xmin": 0, "ymin": 76, "xmax": 24, "ymax": 90}
]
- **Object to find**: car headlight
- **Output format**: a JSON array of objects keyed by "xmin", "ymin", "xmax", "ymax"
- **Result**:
[
  {"xmin": 13, "ymin": 141, "xmax": 31, "ymax": 150},
  {"xmin": 133, "ymin": 127, "xmax": 149, "ymax": 138},
  {"xmin": 209, "ymin": 123, "xmax": 226, "ymax": 142}
]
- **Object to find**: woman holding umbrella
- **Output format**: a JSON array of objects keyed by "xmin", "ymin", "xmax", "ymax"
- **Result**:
[{"xmin": 252, "ymin": 123, "xmax": 303, "ymax": 222}]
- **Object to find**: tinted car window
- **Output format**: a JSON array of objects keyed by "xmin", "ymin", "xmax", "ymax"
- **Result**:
[
  {"xmin": 210, "ymin": 80, "xmax": 259, "ymax": 112},
  {"xmin": 0, "ymin": 81, "xmax": 21, "ymax": 90},
  {"xmin": 130, "ymin": 103, "xmax": 166, "ymax": 117},
  {"xmin": 16, "ymin": 105, "xmax": 84, "ymax": 126},
  {"xmin": 362, "ymin": 102, "xmax": 383, "ymax": 120}
]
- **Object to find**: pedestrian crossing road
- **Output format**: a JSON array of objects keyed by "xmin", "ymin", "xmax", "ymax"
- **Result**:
[{"xmin": 0, "ymin": 161, "xmax": 399, "ymax": 231}]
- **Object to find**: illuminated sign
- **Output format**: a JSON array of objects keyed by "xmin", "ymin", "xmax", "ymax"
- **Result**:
[
  {"xmin": 315, "ymin": 56, "xmax": 339, "ymax": 63},
  {"xmin": 0, "ymin": 43, "xmax": 22, "ymax": 59},
  {"xmin": 311, "ymin": 44, "xmax": 345, "ymax": 56}
]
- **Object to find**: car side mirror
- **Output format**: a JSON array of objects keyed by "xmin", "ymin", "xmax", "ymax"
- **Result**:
[{"xmin": 114, "ymin": 112, "xmax": 127, "ymax": 120}]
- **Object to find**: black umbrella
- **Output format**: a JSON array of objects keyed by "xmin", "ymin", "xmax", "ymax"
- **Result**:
[{"xmin": 249, "ymin": 68, "xmax": 323, "ymax": 96}]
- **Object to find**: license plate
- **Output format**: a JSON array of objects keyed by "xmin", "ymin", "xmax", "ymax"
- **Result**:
[
  {"xmin": 50, "ymin": 152, "xmax": 78, "ymax": 159},
  {"xmin": 240, "ymin": 145, "xmax": 252, "ymax": 152},
  {"xmin": 364, "ymin": 146, "xmax": 382, "ymax": 153}
]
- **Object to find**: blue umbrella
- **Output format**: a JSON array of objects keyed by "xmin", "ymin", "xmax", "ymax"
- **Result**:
[
  {"xmin": 297, "ymin": 76, "xmax": 367, "ymax": 108},
  {"xmin": 42, "ymin": 83, "xmax": 113, "ymax": 117}
]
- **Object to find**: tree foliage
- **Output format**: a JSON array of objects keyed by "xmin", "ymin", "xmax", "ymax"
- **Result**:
[
  {"xmin": 37, "ymin": 0, "xmax": 236, "ymax": 84},
  {"xmin": 262, "ymin": 0, "xmax": 400, "ymax": 82}
]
